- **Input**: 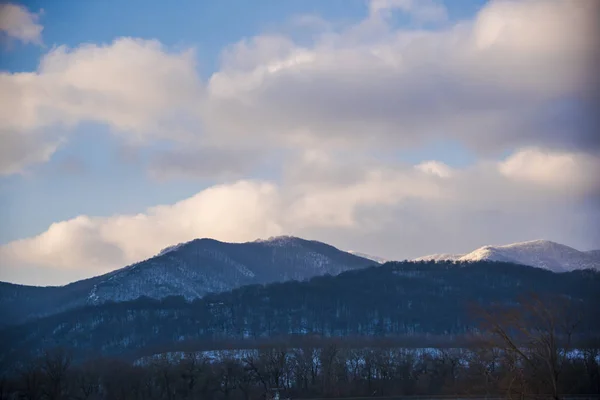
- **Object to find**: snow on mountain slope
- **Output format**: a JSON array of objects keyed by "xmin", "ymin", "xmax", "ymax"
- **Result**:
[
  {"xmin": 346, "ymin": 251, "xmax": 388, "ymax": 264},
  {"xmin": 414, "ymin": 253, "xmax": 462, "ymax": 262},
  {"xmin": 84, "ymin": 236, "xmax": 379, "ymax": 305},
  {"xmin": 414, "ymin": 240, "xmax": 600, "ymax": 272},
  {"xmin": 0, "ymin": 236, "xmax": 375, "ymax": 325}
]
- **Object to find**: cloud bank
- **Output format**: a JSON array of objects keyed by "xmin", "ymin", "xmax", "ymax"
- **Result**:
[
  {"xmin": 2, "ymin": 148, "xmax": 598, "ymax": 284},
  {"xmin": 2, "ymin": 0, "xmax": 598, "ymax": 175},
  {"xmin": 0, "ymin": 38, "xmax": 202, "ymax": 175},
  {"xmin": 1, "ymin": 0, "xmax": 599, "ymax": 284}
]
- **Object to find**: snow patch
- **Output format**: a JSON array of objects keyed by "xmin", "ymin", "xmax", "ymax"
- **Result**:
[
  {"xmin": 157, "ymin": 242, "xmax": 187, "ymax": 257},
  {"xmin": 414, "ymin": 240, "xmax": 600, "ymax": 272},
  {"xmin": 253, "ymin": 235, "xmax": 299, "ymax": 247}
]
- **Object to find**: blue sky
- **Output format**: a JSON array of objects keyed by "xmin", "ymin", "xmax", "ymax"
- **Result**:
[{"xmin": 1, "ymin": 0, "xmax": 598, "ymax": 285}]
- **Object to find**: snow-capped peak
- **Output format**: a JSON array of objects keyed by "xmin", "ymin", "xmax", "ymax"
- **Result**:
[
  {"xmin": 157, "ymin": 242, "xmax": 187, "ymax": 257},
  {"xmin": 253, "ymin": 235, "xmax": 300, "ymax": 246},
  {"xmin": 414, "ymin": 239, "xmax": 600, "ymax": 272},
  {"xmin": 157, "ymin": 236, "xmax": 301, "ymax": 257},
  {"xmin": 413, "ymin": 253, "xmax": 463, "ymax": 262}
]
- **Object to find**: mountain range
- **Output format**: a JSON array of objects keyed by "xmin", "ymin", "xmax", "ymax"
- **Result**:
[
  {"xmin": 0, "ymin": 236, "xmax": 375, "ymax": 326},
  {"xmin": 413, "ymin": 239, "xmax": 600, "ymax": 272},
  {"xmin": 2, "ymin": 260, "xmax": 598, "ymax": 366},
  {"xmin": 1, "ymin": 237, "xmax": 598, "ymax": 329}
]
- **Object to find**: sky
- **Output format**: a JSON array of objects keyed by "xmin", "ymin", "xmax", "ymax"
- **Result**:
[{"xmin": 0, "ymin": 0, "xmax": 599, "ymax": 286}]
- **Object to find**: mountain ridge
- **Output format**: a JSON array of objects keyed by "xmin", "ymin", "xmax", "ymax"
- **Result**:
[
  {"xmin": 0, "ymin": 236, "xmax": 376, "ymax": 326},
  {"xmin": 3, "ymin": 260, "xmax": 598, "ymax": 365},
  {"xmin": 346, "ymin": 251, "xmax": 388, "ymax": 264},
  {"xmin": 414, "ymin": 239, "xmax": 600, "ymax": 272},
  {"xmin": 3, "ymin": 237, "xmax": 598, "ymax": 327}
]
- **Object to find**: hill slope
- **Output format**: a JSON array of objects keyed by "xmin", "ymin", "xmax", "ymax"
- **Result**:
[
  {"xmin": 346, "ymin": 251, "xmax": 388, "ymax": 264},
  {"xmin": 414, "ymin": 240, "xmax": 600, "ymax": 272},
  {"xmin": 2, "ymin": 261, "xmax": 598, "ymax": 364},
  {"xmin": 0, "ymin": 236, "xmax": 375, "ymax": 326}
]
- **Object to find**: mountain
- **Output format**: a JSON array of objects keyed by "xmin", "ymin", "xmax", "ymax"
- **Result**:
[
  {"xmin": 2, "ymin": 261, "xmax": 598, "ymax": 365},
  {"xmin": 413, "ymin": 253, "xmax": 462, "ymax": 262},
  {"xmin": 586, "ymin": 249, "xmax": 600, "ymax": 258},
  {"xmin": 346, "ymin": 251, "xmax": 388, "ymax": 264},
  {"xmin": 0, "ymin": 236, "xmax": 375, "ymax": 326},
  {"xmin": 414, "ymin": 240, "xmax": 600, "ymax": 272}
]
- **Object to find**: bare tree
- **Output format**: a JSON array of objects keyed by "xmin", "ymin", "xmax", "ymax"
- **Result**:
[
  {"xmin": 152, "ymin": 354, "xmax": 177, "ymax": 400},
  {"xmin": 41, "ymin": 348, "xmax": 72, "ymax": 400},
  {"xmin": 476, "ymin": 294, "xmax": 580, "ymax": 400},
  {"xmin": 70, "ymin": 361, "xmax": 100, "ymax": 400},
  {"xmin": 242, "ymin": 351, "xmax": 269, "ymax": 397},
  {"xmin": 16, "ymin": 361, "xmax": 44, "ymax": 400}
]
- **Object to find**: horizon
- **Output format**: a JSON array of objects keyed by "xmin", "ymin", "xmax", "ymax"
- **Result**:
[
  {"xmin": 1, "ymin": 0, "xmax": 599, "ymax": 285},
  {"xmin": 1, "ymin": 234, "xmax": 597, "ymax": 288}
]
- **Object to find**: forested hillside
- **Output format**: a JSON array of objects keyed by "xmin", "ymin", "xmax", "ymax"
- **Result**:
[
  {"xmin": 0, "ymin": 236, "xmax": 375, "ymax": 326},
  {"xmin": 2, "ymin": 261, "xmax": 598, "ymax": 367}
]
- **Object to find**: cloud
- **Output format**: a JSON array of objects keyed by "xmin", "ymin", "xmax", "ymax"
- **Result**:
[
  {"xmin": 1, "ymin": 0, "xmax": 599, "ymax": 285},
  {"xmin": 498, "ymin": 147, "xmax": 600, "ymax": 195},
  {"xmin": 33, "ymin": 39, "xmax": 201, "ymax": 135},
  {"xmin": 0, "ymin": 129, "xmax": 62, "ymax": 175},
  {"xmin": 0, "ymin": 181, "xmax": 282, "ymax": 281},
  {"xmin": 2, "ymin": 147, "xmax": 598, "ymax": 284},
  {"xmin": 414, "ymin": 161, "xmax": 453, "ymax": 178},
  {"xmin": 203, "ymin": 0, "xmax": 599, "ymax": 153},
  {"xmin": 0, "ymin": 3, "xmax": 43, "ymax": 45},
  {"xmin": 0, "ymin": 38, "xmax": 202, "ymax": 174},
  {"xmin": 2, "ymin": 0, "xmax": 598, "ymax": 177}
]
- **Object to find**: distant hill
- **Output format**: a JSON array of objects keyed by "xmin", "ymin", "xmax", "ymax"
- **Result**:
[
  {"xmin": 346, "ymin": 251, "xmax": 388, "ymax": 264},
  {"xmin": 414, "ymin": 240, "xmax": 600, "ymax": 272},
  {"xmin": 0, "ymin": 236, "xmax": 375, "ymax": 326},
  {"xmin": 2, "ymin": 260, "xmax": 598, "ymax": 365}
]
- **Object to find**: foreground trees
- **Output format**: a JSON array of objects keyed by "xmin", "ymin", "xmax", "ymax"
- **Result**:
[
  {"xmin": 473, "ymin": 294, "xmax": 600, "ymax": 400},
  {"xmin": 2, "ymin": 288, "xmax": 598, "ymax": 399},
  {"xmin": 2, "ymin": 339, "xmax": 598, "ymax": 400}
]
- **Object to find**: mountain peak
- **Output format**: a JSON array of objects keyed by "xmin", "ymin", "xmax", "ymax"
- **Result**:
[
  {"xmin": 0, "ymin": 236, "xmax": 377, "ymax": 326},
  {"xmin": 157, "ymin": 236, "xmax": 305, "ymax": 258},
  {"xmin": 415, "ymin": 239, "xmax": 599, "ymax": 272},
  {"xmin": 253, "ymin": 235, "xmax": 301, "ymax": 245},
  {"xmin": 498, "ymin": 239, "xmax": 562, "ymax": 248}
]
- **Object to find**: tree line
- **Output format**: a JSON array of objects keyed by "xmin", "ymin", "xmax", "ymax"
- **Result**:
[
  {"xmin": 2, "ymin": 342, "xmax": 598, "ymax": 400},
  {"xmin": 2, "ymin": 294, "xmax": 599, "ymax": 399},
  {"xmin": 3, "ymin": 261, "xmax": 599, "ymax": 366}
]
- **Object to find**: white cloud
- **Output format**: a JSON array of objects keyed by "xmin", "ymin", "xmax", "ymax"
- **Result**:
[
  {"xmin": 0, "ymin": 38, "xmax": 202, "ymax": 174},
  {"xmin": 498, "ymin": 147, "xmax": 600, "ymax": 194},
  {"xmin": 0, "ymin": 3, "xmax": 43, "ymax": 45},
  {"xmin": 415, "ymin": 161, "xmax": 453, "ymax": 178},
  {"xmin": 0, "ymin": 181, "xmax": 282, "ymax": 280},
  {"xmin": 2, "ymin": 147, "xmax": 598, "ymax": 284},
  {"xmin": 2, "ymin": 0, "xmax": 598, "ymax": 176},
  {"xmin": 34, "ymin": 39, "xmax": 201, "ymax": 135},
  {"xmin": 1, "ymin": 0, "xmax": 599, "ymax": 285},
  {"xmin": 202, "ymin": 0, "xmax": 598, "ymax": 153}
]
